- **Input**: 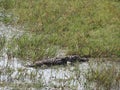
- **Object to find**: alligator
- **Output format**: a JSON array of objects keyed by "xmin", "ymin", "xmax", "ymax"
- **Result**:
[{"xmin": 26, "ymin": 55, "xmax": 89, "ymax": 67}]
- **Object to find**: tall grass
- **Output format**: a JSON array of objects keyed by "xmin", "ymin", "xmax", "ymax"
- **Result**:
[
  {"xmin": 0, "ymin": 36, "xmax": 5, "ymax": 52},
  {"xmin": 0, "ymin": 0, "xmax": 120, "ymax": 60}
]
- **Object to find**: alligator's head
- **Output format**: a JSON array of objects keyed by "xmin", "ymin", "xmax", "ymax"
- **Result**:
[{"xmin": 78, "ymin": 57, "xmax": 89, "ymax": 62}]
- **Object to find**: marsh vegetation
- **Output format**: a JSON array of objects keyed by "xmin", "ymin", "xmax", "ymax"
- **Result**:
[
  {"xmin": 0, "ymin": 0, "xmax": 120, "ymax": 60},
  {"xmin": 0, "ymin": 0, "xmax": 120, "ymax": 89}
]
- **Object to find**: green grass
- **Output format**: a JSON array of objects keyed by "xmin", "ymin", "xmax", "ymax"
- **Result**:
[
  {"xmin": 0, "ymin": 0, "xmax": 120, "ymax": 61},
  {"xmin": 9, "ymin": 34, "xmax": 58, "ymax": 61},
  {"xmin": 0, "ymin": 36, "xmax": 5, "ymax": 52}
]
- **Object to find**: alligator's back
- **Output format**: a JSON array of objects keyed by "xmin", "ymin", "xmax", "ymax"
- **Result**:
[{"xmin": 26, "ymin": 55, "xmax": 89, "ymax": 67}]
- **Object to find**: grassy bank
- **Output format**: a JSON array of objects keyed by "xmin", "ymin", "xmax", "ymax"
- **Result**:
[{"xmin": 0, "ymin": 0, "xmax": 120, "ymax": 61}]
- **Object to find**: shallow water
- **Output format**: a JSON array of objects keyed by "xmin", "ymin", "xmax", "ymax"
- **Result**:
[
  {"xmin": 0, "ymin": 56, "xmax": 119, "ymax": 90},
  {"xmin": 0, "ymin": 23, "xmax": 120, "ymax": 90},
  {"xmin": 0, "ymin": 22, "xmax": 23, "ymax": 40},
  {"xmin": 0, "ymin": 55, "xmax": 89, "ymax": 89}
]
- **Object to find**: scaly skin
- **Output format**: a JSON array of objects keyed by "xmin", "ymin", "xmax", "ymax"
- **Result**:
[{"xmin": 26, "ymin": 55, "xmax": 89, "ymax": 67}]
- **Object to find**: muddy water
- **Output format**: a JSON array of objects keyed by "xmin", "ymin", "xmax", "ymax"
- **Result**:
[{"xmin": 0, "ymin": 23, "xmax": 120, "ymax": 90}]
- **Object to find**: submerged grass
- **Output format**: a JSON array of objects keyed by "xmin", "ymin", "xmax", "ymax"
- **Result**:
[
  {"xmin": 0, "ymin": 57, "xmax": 119, "ymax": 90},
  {"xmin": 85, "ymin": 60, "xmax": 120, "ymax": 90},
  {"xmin": 0, "ymin": 0, "xmax": 120, "ymax": 61}
]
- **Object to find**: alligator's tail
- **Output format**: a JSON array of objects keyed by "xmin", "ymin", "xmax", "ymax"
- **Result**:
[{"xmin": 25, "ymin": 64, "xmax": 36, "ymax": 67}]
